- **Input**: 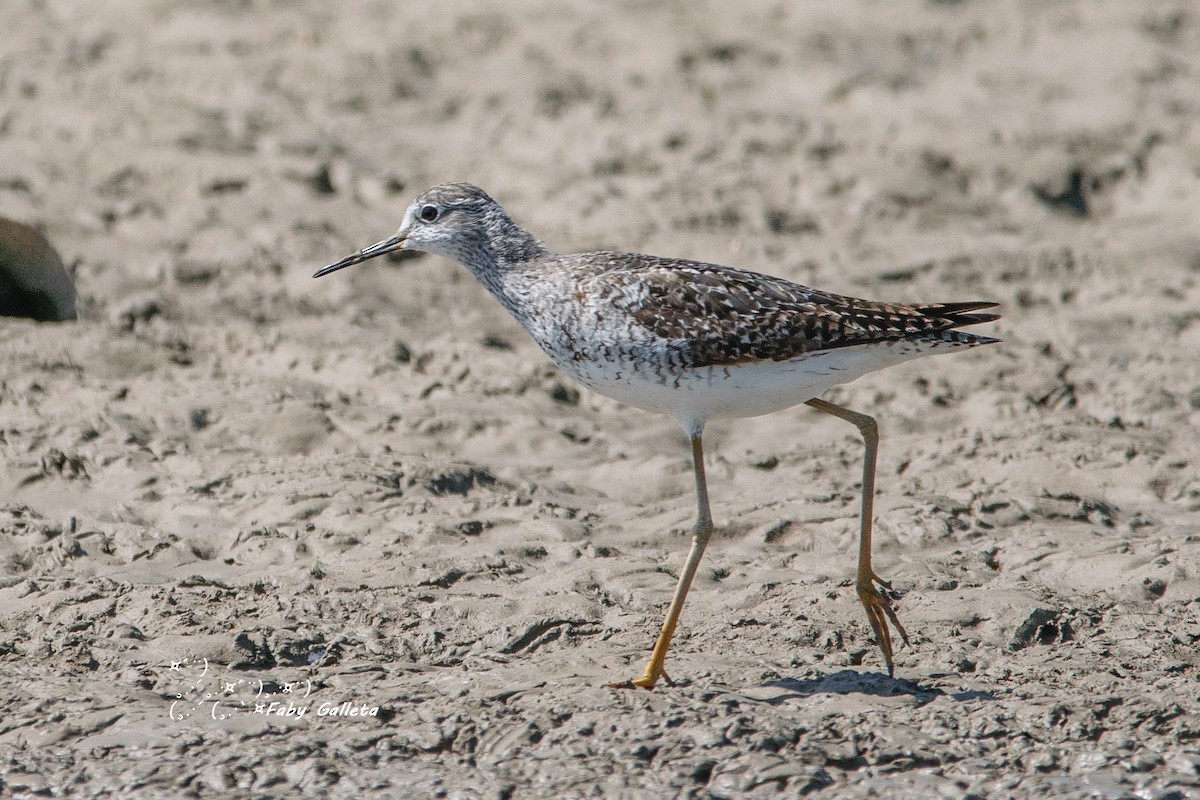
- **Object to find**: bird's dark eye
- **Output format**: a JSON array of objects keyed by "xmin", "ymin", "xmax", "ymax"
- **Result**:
[{"xmin": 419, "ymin": 204, "xmax": 439, "ymax": 222}]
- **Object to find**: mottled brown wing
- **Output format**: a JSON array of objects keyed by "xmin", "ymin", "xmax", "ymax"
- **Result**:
[{"xmin": 581, "ymin": 254, "xmax": 999, "ymax": 368}]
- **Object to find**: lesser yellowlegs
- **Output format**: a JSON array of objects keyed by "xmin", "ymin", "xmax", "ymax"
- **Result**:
[{"xmin": 315, "ymin": 183, "xmax": 999, "ymax": 689}]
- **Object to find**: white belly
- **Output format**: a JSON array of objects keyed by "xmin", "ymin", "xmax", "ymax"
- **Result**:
[{"xmin": 563, "ymin": 340, "xmax": 945, "ymax": 433}]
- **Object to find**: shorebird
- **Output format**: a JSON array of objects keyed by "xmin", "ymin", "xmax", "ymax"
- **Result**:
[{"xmin": 315, "ymin": 183, "xmax": 999, "ymax": 689}]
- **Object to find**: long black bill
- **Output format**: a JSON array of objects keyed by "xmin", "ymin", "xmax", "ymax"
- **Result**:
[{"xmin": 313, "ymin": 234, "xmax": 406, "ymax": 278}]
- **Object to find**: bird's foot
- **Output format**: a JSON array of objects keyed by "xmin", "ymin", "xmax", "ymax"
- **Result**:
[
  {"xmin": 856, "ymin": 571, "xmax": 910, "ymax": 677},
  {"xmin": 607, "ymin": 666, "xmax": 674, "ymax": 691}
]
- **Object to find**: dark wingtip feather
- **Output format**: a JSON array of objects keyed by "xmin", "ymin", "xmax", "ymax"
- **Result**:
[
  {"xmin": 916, "ymin": 301, "xmax": 1001, "ymax": 330},
  {"xmin": 955, "ymin": 312, "xmax": 1001, "ymax": 326},
  {"xmin": 919, "ymin": 301, "xmax": 1000, "ymax": 314}
]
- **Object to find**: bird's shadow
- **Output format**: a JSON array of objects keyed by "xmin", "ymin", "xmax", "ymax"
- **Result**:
[{"xmin": 732, "ymin": 669, "xmax": 996, "ymax": 708}]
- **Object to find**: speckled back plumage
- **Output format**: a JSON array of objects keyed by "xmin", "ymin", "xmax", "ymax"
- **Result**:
[{"xmin": 563, "ymin": 254, "xmax": 997, "ymax": 369}]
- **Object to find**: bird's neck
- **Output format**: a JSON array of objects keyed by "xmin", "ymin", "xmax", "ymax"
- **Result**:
[
  {"xmin": 485, "ymin": 217, "xmax": 549, "ymax": 270},
  {"xmin": 455, "ymin": 221, "xmax": 551, "ymax": 317}
]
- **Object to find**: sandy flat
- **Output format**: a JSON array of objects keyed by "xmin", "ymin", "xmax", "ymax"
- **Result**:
[{"xmin": 1, "ymin": 1, "xmax": 1199, "ymax": 797}]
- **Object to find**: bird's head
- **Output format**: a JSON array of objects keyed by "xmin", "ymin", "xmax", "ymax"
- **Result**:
[{"xmin": 314, "ymin": 183, "xmax": 524, "ymax": 278}]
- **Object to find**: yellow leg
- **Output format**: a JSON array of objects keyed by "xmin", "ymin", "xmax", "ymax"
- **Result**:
[
  {"xmin": 806, "ymin": 398, "xmax": 910, "ymax": 676},
  {"xmin": 610, "ymin": 432, "xmax": 713, "ymax": 690}
]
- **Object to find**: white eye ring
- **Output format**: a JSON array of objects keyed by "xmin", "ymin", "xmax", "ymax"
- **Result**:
[{"xmin": 419, "ymin": 205, "xmax": 439, "ymax": 222}]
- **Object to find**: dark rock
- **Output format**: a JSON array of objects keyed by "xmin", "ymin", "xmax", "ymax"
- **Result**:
[
  {"xmin": 0, "ymin": 217, "xmax": 77, "ymax": 321},
  {"xmin": 425, "ymin": 465, "xmax": 496, "ymax": 496},
  {"xmin": 1010, "ymin": 608, "xmax": 1072, "ymax": 650}
]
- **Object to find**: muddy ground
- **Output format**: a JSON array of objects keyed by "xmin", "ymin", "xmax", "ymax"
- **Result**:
[{"xmin": 2, "ymin": 1, "xmax": 1200, "ymax": 797}]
